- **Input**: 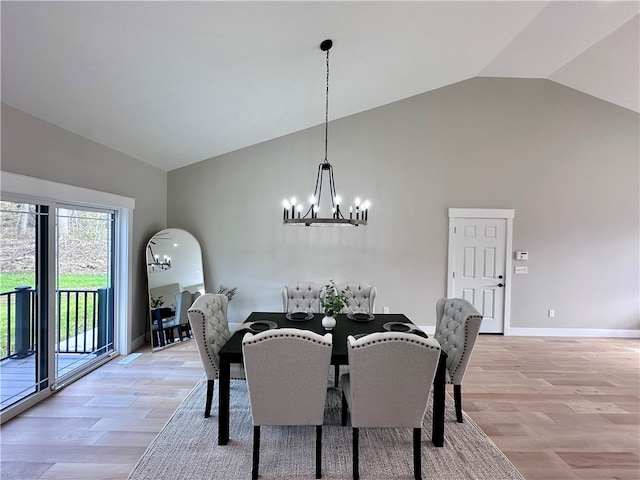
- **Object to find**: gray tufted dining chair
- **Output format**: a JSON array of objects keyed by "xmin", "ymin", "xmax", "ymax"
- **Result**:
[
  {"xmin": 282, "ymin": 282, "xmax": 323, "ymax": 313},
  {"xmin": 434, "ymin": 298, "xmax": 483, "ymax": 423},
  {"xmin": 242, "ymin": 328, "xmax": 333, "ymax": 480},
  {"xmin": 335, "ymin": 281, "xmax": 377, "ymax": 313},
  {"xmin": 163, "ymin": 290, "xmax": 200, "ymax": 341},
  {"xmin": 187, "ymin": 293, "xmax": 245, "ymax": 418},
  {"xmin": 340, "ymin": 332, "xmax": 441, "ymax": 480}
]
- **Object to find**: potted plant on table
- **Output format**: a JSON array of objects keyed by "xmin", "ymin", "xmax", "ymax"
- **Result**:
[
  {"xmin": 320, "ymin": 280, "xmax": 350, "ymax": 330},
  {"xmin": 150, "ymin": 295, "xmax": 164, "ymax": 309}
]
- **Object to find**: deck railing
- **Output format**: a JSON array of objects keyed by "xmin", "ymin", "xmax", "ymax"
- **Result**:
[{"xmin": 0, "ymin": 286, "xmax": 112, "ymax": 361}]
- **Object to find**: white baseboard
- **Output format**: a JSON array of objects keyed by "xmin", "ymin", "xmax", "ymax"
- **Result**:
[
  {"xmin": 417, "ymin": 325, "xmax": 639, "ymax": 338},
  {"xmin": 508, "ymin": 327, "xmax": 640, "ymax": 338},
  {"xmin": 128, "ymin": 334, "xmax": 147, "ymax": 354}
]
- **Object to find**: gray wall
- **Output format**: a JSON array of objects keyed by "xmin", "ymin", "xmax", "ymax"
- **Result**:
[
  {"xmin": 168, "ymin": 78, "xmax": 639, "ymax": 332},
  {"xmin": 1, "ymin": 103, "xmax": 167, "ymax": 343}
]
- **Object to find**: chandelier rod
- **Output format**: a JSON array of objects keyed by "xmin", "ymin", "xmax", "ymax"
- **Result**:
[{"xmin": 324, "ymin": 42, "xmax": 330, "ymax": 165}]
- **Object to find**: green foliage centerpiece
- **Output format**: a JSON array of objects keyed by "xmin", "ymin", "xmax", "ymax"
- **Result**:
[
  {"xmin": 320, "ymin": 280, "xmax": 349, "ymax": 330},
  {"xmin": 150, "ymin": 295, "xmax": 164, "ymax": 309}
]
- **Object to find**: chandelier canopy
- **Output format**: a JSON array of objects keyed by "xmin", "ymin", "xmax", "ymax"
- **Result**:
[{"xmin": 282, "ymin": 39, "xmax": 369, "ymax": 227}]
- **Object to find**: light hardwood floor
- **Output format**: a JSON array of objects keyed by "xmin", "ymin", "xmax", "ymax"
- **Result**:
[{"xmin": 1, "ymin": 336, "xmax": 638, "ymax": 479}]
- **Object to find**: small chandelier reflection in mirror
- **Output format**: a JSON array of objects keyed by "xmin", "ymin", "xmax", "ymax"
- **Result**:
[
  {"xmin": 282, "ymin": 39, "xmax": 370, "ymax": 226},
  {"xmin": 147, "ymin": 244, "xmax": 171, "ymax": 272}
]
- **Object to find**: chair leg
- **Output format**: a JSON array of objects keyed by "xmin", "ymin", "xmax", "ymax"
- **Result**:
[
  {"xmin": 177, "ymin": 327, "xmax": 183, "ymax": 341},
  {"xmin": 352, "ymin": 427, "xmax": 359, "ymax": 480},
  {"xmin": 204, "ymin": 379, "xmax": 214, "ymax": 418},
  {"xmin": 252, "ymin": 425, "xmax": 260, "ymax": 480},
  {"xmin": 164, "ymin": 327, "xmax": 172, "ymax": 344},
  {"xmin": 454, "ymin": 384, "xmax": 463, "ymax": 423},
  {"xmin": 413, "ymin": 428, "xmax": 422, "ymax": 480},
  {"xmin": 341, "ymin": 390, "xmax": 348, "ymax": 426},
  {"xmin": 316, "ymin": 425, "xmax": 322, "ymax": 479}
]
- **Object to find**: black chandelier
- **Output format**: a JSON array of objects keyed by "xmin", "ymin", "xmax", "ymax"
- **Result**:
[
  {"xmin": 147, "ymin": 244, "xmax": 171, "ymax": 272},
  {"xmin": 282, "ymin": 39, "xmax": 369, "ymax": 226}
]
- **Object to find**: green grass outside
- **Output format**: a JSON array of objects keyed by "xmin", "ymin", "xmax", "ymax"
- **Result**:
[
  {"xmin": 0, "ymin": 273, "xmax": 108, "ymax": 292},
  {"xmin": 1, "ymin": 273, "xmax": 108, "ymax": 358}
]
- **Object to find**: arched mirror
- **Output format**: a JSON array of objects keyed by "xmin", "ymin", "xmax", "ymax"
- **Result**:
[{"xmin": 146, "ymin": 228, "xmax": 204, "ymax": 350}]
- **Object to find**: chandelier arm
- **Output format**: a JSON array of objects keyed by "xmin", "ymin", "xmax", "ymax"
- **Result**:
[
  {"xmin": 328, "ymin": 164, "xmax": 342, "ymax": 218},
  {"xmin": 147, "ymin": 244, "xmax": 158, "ymax": 266},
  {"xmin": 302, "ymin": 163, "xmax": 324, "ymax": 218},
  {"xmin": 315, "ymin": 163, "xmax": 325, "ymax": 218}
]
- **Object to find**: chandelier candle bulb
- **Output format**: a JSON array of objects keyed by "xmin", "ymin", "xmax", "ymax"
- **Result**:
[{"xmin": 290, "ymin": 197, "xmax": 297, "ymax": 219}]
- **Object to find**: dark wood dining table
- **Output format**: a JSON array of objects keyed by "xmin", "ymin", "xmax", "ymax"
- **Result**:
[{"xmin": 217, "ymin": 312, "xmax": 447, "ymax": 447}]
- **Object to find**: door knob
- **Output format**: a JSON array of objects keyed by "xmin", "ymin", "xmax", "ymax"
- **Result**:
[
  {"xmin": 497, "ymin": 283, "xmax": 504, "ymax": 287},
  {"xmin": 498, "ymin": 275, "xmax": 503, "ymax": 279}
]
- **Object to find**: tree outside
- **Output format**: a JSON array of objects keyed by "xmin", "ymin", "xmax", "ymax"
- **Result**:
[{"xmin": 1, "ymin": 201, "xmax": 111, "ymax": 358}]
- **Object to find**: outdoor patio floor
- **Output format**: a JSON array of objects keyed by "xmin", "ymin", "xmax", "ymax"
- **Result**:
[{"xmin": 1, "ymin": 352, "xmax": 96, "ymax": 409}]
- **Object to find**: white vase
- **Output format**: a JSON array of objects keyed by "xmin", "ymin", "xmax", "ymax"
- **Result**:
[{"xmin": 322, "ymin": 315, "xmax": 336, "ymax": 330}]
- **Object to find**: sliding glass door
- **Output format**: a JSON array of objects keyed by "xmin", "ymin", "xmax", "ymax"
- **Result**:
[
  {"xmin": 0, "ymin": 200, "xmax": 48, "ymax": 409},
  {"xmin": 0, "ymin": 200, "xmax": 116, "ymax": 411},
  {"xmin": 55, "ymin": 206, "xmax": 115, "ymax": 383}
]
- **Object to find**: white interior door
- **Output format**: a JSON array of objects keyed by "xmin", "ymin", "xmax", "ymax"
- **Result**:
[{"xmin": 447, "ymin": 209, "xmax": 514, "ymax": 334}]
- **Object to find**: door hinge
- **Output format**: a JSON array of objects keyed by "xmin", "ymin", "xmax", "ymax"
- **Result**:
[
  {"xmin": 453, "ymin": 226, "xmax": 457, "ymax": 234},
  {"xmin": 452, "ymin": 272, "xmax": 455, "ymax": 278}
]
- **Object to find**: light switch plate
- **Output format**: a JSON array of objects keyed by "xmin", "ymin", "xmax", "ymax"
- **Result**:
[{"xmin": 515, "ymin": 266, "xmax": 528, "ymax": 274}]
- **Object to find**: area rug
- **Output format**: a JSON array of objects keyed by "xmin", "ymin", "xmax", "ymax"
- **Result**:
[{"xmin": 128, "ymin": 379, "xmax": 524, "ymax": 480}]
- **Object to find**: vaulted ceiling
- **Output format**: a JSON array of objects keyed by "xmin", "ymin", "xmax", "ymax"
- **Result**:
[{"xmin": 2, "ymin": 1, "xmax": 638, "ymax": 171}]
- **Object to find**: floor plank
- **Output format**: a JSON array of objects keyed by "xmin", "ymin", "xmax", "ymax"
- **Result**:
[
  {"xmin": 1, "ymin": 336, "xmax": 638, "ymax": 480},
  {"xmin": 463, "ymin": 335, "xmax": 640, "ymax": 480}
]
